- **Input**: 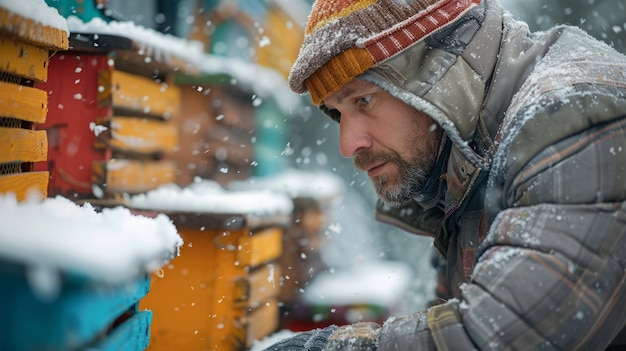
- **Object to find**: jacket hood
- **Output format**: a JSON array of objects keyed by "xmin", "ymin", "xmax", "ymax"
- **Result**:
[{"xmin": 355, "ymin": 0, "xmax": 496, "ymax": 171}]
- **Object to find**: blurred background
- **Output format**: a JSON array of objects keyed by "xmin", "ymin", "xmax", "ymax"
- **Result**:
[{"xmin": 0, "ymin": 0, "xmax": 623, "ymax": 349}]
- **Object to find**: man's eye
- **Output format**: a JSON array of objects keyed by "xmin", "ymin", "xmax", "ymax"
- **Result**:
[{"xmin": 356, "ymin": 96, "xmax": 372, "ymax": 106}]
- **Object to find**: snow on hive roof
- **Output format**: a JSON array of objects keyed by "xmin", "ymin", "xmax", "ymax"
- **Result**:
[
  {"xmin": 0, "ymin": 0, "xmax": 68, "ymax": 50},
  {"xmin": 128, "ymin": 179, "xmax": 294, "ymax": 218},
  {"xmin": 228, "ymin": 168, "xmax": 345, "ymax": 203},
  {"xmin": 0, "ymin": 194, "xmax": 182, "ymax": 292},
  {"xmin": 66, "ymin": 15, "xmax": 301, "ymax": 113},
  {"xmin": 66, "ymin": 15, "xmax": 205, "ymax": 69}
]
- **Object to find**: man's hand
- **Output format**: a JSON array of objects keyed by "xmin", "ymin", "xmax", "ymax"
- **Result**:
[
  {"xmin": 324, "ymin": 322, "xmax": 380, "ymax": 351},
  {"xmin": 262, "ymin": 322, "xmax": 381, "ymax": 351},
  {"xmin": 262, "ymin": 325, "xmax": 338, "ymax": 351}
]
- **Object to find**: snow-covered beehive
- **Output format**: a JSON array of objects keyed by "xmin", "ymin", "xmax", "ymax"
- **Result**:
[
  {"xmin": 0, "ymin": 193, "xmax": 183, "ymax": 350},
  {"xmin": 0, "ymin": 0, "xmax": 68, "ymax": 201},
  {"xmin": 34, "ymin": 14, "xmax": 203, "ymax": 201},
  {"xmin": 129, "ymin": 179, "xmax": 293, "ymax": 350}
]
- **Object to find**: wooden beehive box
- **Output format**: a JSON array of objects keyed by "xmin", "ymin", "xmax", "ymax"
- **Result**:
[
  {"xmin": 0, "ymin": 267, "xmax": 152, "ymax": 351},
  {"xmin": 228, "ymin": 169, "xmax": 345, "ymax": 325},
  {"xmin": 0, "ymin": 195, "xmax": 182, "ymax": 351},
  {"xmin": 35, "ymin": 31, "xmax": 199, "ymax": 201},
  {"xmin": 0, "ymin": 5, "xmax": 68, "ymax": 201},
  {"xmin": 173, "ymin": 73, "xmax": 258, "ymax": 187},
  {"xmin": 130, "ymin": 182, "xmax": 293, "ymax": 350}
]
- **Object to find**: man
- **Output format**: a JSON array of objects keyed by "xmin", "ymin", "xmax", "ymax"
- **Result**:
[{"xmin": 266, "ymin": 0, "xmax": 626, "ymax": 349}]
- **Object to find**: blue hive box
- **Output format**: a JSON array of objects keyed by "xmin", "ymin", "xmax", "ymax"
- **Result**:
[
  {"xmin": 0, "ymin": 261, "xmax": 152, "ymax": 351},
  {"xmin": 0, "ymin": 195, "xmax": 182, "ymax": 351}
]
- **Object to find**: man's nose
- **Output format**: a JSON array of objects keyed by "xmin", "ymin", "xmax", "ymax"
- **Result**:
[{"xmin": 339, "ymin": 114, "xmax": 372, "ymax": 158}]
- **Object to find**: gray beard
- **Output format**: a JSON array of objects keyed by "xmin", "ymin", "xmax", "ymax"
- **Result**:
[{"xmin": 374, "ymin": 161, "xmax": 430, "ymax": 207}]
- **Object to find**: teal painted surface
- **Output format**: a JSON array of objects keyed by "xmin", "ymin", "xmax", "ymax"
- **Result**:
[
  {"xmin": 0, "ymin": 262, "xmax": 150, "ymax": 351},
  {"xmin": 94, "ymin": 311, "xmax": 152, "ymax": 351},
  {"xmin": 254, "ymin": 98, "xmax": 289, "ymax": 177},
  {"xmin": 44, "ymin": 0, "xmax": 111, "ymax": 22}
]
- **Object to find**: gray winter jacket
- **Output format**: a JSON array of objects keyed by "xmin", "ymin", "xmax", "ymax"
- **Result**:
[{"xmin": 333, "ymin": 0, "xmax": 626, "ymax": 349}]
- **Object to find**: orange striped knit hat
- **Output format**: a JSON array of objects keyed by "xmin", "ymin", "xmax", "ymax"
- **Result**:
[{"xmin": 288, "ymin": 0, "xmax": 481, "ymax": 105}]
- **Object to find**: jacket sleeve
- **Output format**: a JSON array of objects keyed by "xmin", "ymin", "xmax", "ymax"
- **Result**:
[{"xmin": 378, "ymin": 202, "xmax": 626, "ymax": 350}]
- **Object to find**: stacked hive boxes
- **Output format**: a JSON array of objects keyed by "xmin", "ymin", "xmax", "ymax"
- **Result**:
[
  {"xmin": 36, "ymin": 31, "xmax": 187, "ymax": 200},
  {"xmin": 173, "ymin": 74, "xmax": 258, "ymax": 187},
  {"xmin": 0, "ymin": 4, "xmax": 182, "ymax": 351},
  {"xmin": 0, "ymin": 5, "xmax": 67, "ymax": 200},
  {"xmin": 130, "ymin": 182, "xmax": 293, "ymax": 350},
  {"xmin": 0, "ymin": 195, "xmax": 182, "ymax": 351},
  {"xmin": 229, "ymin": 169, "xmax": 345, "ymax": 329}
]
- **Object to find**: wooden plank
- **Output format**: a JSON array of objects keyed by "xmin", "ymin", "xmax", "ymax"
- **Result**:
[
  {"xmin": 0, "ymin": 268, "xmax": 149, "ymax": 350},
  {"xmin": 237, "ymin": 227, "xmax": 283, "ymax": 268},
  {"xmin": 0, "ymin": 171, "xmax": 48, "ymax": 201},
  {"xmin": 140, "ymin": 227, "xmax": 246, "ymax": 351},
  {"xmin": 92, "ymin": 159, "xmax": 176, "ymax": 194},
  {"xmin": 34, "ymin": 54, "xmax": 111, "ymax": 199},
  {"xmin": 0, "ymin": 37, "xmax": 50, "ymax": 82},
  {"xmin": 205, "ymin": 125, "xmax": 254, "ymax": 165},
  {"xmin": 95, "ymin": 116, "xmax": 178, "ymax": 154},
  {"xmin": 92, "ymin": 310, "xmax": 152, "ymax": 351},
  {"xmin": 234, "ymin": 263, "xmax": 281, "ymax": 309},
  {"xmin": 233, "ymin": 298, "xmax": 280, "ymax": 349},
  {"xmin": 0, "ymin": 127, "xmax": 47, "ymax": 163},
  {"xmin": 0, "ymin": 81, "xmax": 48, "ymax": 123},
  {"xmin": 0, "ymin": 7, "xmax": 68, "ymax": 50},
  {"xmin": 101, "ymin": 70, "xmax": 181, "ymax": 118}
]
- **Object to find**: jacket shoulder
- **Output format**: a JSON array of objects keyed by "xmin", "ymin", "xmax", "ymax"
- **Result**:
[{"xmin": 489, "ymin": 28, "xmax": 626, "ymax": 185}]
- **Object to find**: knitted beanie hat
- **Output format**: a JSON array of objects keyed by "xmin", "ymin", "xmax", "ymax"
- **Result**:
[{"xmin": 289, "ymin": 0, "xmax": 481, "ymax": 105}]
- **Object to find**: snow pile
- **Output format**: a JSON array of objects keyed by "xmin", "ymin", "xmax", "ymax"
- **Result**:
[
  {"xmin": 129, "ymin": 178, "xmax": 293, "ymax": 216},
  {"xmin": 302, "ymin": 260, "xmax": 413, "ymax": 306},
  {"xmin": 229, "ymin": 168, "xmax": 345, "ymax": 203},
  {"xmin": 0, "ymin": 0, "xmax": 68, "ymax": 32},
  {"xmin": 0, "ymin": 194, "xmax": 182, "ymax": 297}
]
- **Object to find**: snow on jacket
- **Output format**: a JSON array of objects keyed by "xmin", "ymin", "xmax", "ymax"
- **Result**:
[{"xmin": 357, "ymin": 0, "xmax": 626, "ymax": 349}]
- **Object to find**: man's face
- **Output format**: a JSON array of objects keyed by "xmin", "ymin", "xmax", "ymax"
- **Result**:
[{"xmin": 324, "ymin": 78, "xmax": 442, "ymax": 206}]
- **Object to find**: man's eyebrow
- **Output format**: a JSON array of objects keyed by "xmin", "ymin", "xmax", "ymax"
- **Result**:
[{"xmin": 325, "ymin": 86, "xmax": 359, "ymax": 108}]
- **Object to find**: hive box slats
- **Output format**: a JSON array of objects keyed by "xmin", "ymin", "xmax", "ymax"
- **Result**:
[
  {"xmin": 237, "ymin": 226, "xmax": 283, "ymax": 267},
  {"xmin": 233, "ymin": 298, "xmax": 280, "ymax": 349},
  {"xmin": 92, "ymin": 159, "xmax": 176, "ymax": 194},
  {"xmin": 142, "ymin": 223, "xmax": 286, "ymax": 351},
  {"xmin": 234, "ymin": 264, "xmax": 281, "ymax": 309},
  {"xmin": 0, "ymin": 37, "xmax": 50, "ymax": 82},
  {"xmin": 91, "ymin": 311, "xmax": 152, "ymax": 351},
  {"xmin": 0, "ymin": 127, "xmax": 48, "ymax": 163},
  {"xmin": 0, "ymin": 81, "xmax": 47, "ymax": 123},
  {"xmin": 95, "ymin": 116, "xmax": 178, "ymax": 155},
  {"xmin": 0, "ymin": 7, "xmax": 68, "ymax": 51},
  {"xmin": 0, "ymin": 264, "xmax": 150, "ymax": 351},
  {"xmin": 99, "ymin": 69, "xmax": 181, "ymax": 118},
  {"xmin": 0, "ymin": 172, "xmax": 48, "ymax": 201}
]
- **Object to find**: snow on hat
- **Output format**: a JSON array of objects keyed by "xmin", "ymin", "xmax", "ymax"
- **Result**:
[{"xmin": 288, "ymin": 0, "xmax": 481, "ymax": 105}]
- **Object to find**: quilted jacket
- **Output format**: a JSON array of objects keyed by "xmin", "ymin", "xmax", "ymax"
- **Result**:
[{"xmin": 360, "ymin": 0, "xmax": 626, "ymax": 349}]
